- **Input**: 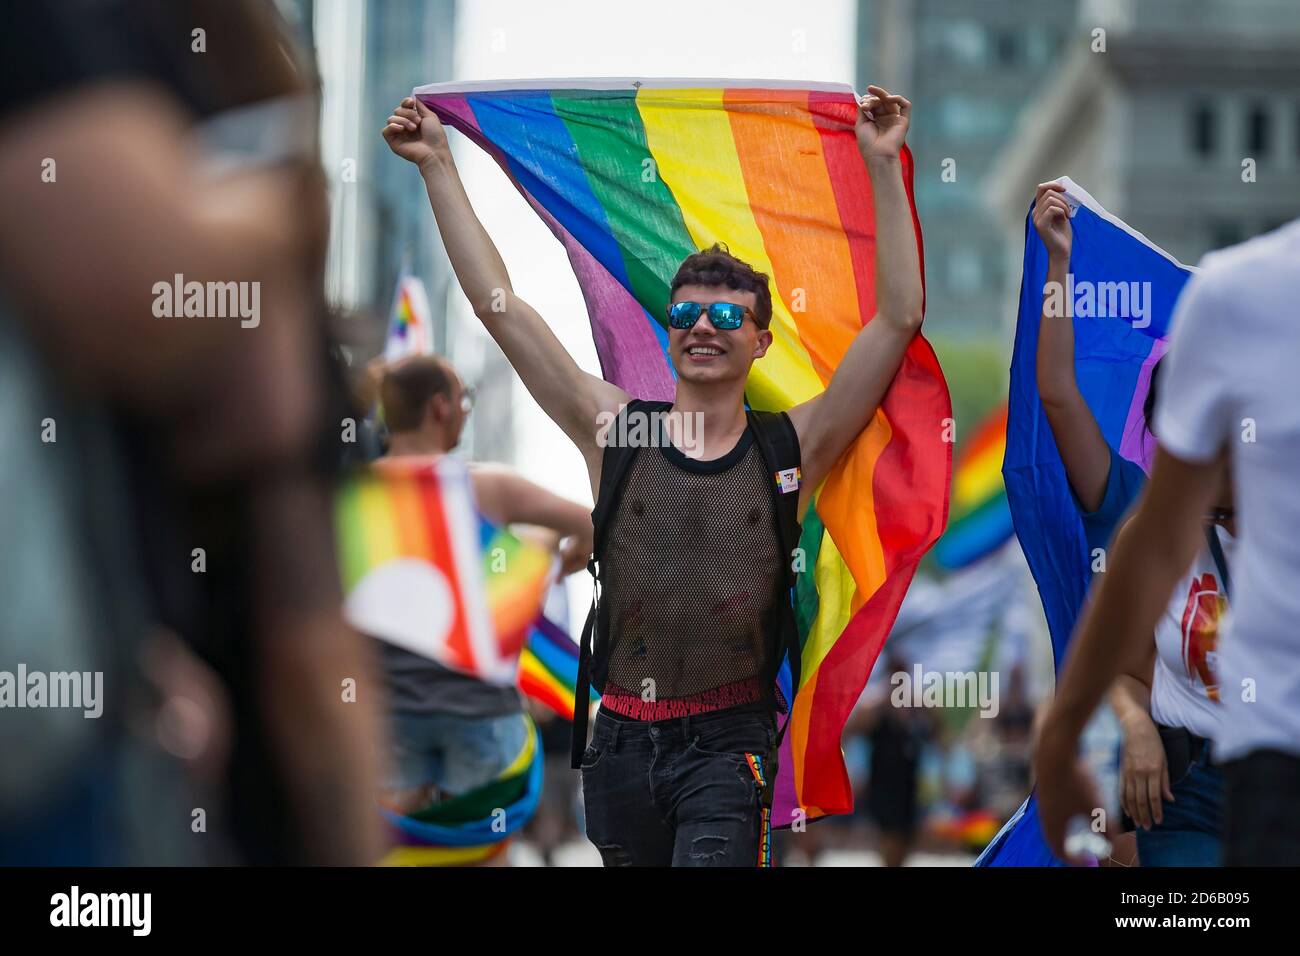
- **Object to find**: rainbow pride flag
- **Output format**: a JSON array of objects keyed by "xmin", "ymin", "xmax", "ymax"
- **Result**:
[
  {"xmin": 416, "ymin": 78, "xmax": 952, "ymax": 822},
  {"xmin": 479, "ymin": 519, "xmax": 554, "ymax": 663},
  {"xmin": 519, "ymin": 614, "xmax": 599, "ymax": 721},
  {"xmin": 384, "ymin": 272, "xmax": 435, "ymax": 360},
  {"xmin": 977, "ymin": 178, "xmax": 1194, "ymax": 867},
  {"xmin": 335, "ymin": 457, "xmax": 554, "ymax": 684},
  {"xmin": 933, "ymin": 399, "xmax": 1013, "ymax": 570}
]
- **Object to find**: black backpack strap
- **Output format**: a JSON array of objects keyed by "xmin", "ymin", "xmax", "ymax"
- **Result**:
[
  {"xmin": 570, "ymin": 399, "xmax": 670, "ymax": 769},
  {"xmin": 746, "ymin": 408, "xmax": 804, "ymax": 743},
  {"xmin": 1204, "ymin": 523, "xmax": 1232, "ymax": 600},
  {"xmin": 570, "ymin": 564, "xmax": 598, "ymax": 769}
]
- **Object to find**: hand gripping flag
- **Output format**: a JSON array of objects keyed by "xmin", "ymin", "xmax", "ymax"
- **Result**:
[
  {"xmin": 977, "ymin": 178, "xmax": 1195, "ymax": 866},
  {"xmin": 415, "ymin": 78, "xmax": 951, "ymax": 822}
]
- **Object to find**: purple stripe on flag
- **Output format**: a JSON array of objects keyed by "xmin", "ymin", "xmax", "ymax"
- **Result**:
[
  {"xmin": 772, "ymin": 720, "xmax": 798, "ymax": 825},
  {"xmin": 533, "ymin": 614, "xmax": 578, "ymax": 659},
  {"xmin": 1118, "ymin": 337, "xmax": 1169, "ymax": 470}
]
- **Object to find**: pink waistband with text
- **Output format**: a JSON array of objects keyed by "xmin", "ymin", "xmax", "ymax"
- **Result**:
[{"xmin": 600, "ymin": 677, "xmax": 767, "ymax": 720}]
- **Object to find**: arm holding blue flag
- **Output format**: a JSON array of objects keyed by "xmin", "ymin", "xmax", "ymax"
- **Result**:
[
  {"xmin": 1034, "ymin": 182, "xmax": 1145, "ymax": 527},
  {"xmin": 1034, "ymin": 182, "xmax": 1112, "ymax": 513}
]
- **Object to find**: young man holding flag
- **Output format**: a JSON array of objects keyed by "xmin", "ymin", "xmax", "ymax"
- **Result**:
[{"xmin": 383, "ymin": 86, "xmax": 925, "ymax": 866}]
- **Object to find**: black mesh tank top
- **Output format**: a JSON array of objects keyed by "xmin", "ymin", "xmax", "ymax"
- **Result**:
[{"xmin": 593, "ymin": 425, "xmax": 784, "ymax": 718}]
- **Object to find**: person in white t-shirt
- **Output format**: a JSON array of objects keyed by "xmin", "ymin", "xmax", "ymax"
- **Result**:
[{"xmin": 1035, "ymin": 218, "xmax": 1300, "ymax": 866}]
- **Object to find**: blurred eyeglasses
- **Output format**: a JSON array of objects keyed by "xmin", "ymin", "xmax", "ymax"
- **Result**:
[{"xmin": 459, "ymin": 386, "xmax": 476, "ymax": 414}]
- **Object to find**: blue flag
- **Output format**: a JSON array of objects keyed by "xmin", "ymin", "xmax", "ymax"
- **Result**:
[{"xmin": 977, "ymin": 178, "xmax": 1195, "ymax": 866}]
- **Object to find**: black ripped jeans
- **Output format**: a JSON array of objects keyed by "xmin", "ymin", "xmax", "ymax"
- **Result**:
[{"xmin": 579, "ymin": 703, "xmax": 777, "ymax": 867}]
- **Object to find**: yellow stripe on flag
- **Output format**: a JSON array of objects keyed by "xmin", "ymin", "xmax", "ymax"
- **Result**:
[{"xmin": 636, "ymin": 88, "xmax": 823, "ymax": 410}]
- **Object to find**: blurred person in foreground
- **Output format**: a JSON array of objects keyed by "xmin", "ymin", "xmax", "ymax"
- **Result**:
[
  {"xmin": 0, "ymin": 0, "xmax": 382, "ymax": 864},
  {"xmin": 1036, "ymin": 217, "xmax": 1300, "ymax": 866},
  {"xmin": 372, "ymin": 357, "xmax": 592, "ymax": 856}
]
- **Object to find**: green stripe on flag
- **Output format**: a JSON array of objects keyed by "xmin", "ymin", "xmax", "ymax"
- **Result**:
[
  {"xmin": 550, "ymin": 90, "xmax": 696, "ymax": 323},
  {"xmin": 335, "ymin": 477, "xmax": 370, "ymax": 593}
]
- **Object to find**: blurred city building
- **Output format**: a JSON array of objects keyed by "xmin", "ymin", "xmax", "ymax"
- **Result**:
[
  {"xmin": 856, "ymin": 0, "xmax": 1083, "ymax": 337},
  {"xmin": 279, "ymin": 0, "xmax": 515, "ymax": 461},
  {"xmin": 984, "ymin": 0, "xmax": 1300, "ymax": 329}
]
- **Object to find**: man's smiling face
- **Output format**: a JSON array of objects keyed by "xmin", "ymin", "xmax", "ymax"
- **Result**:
[{"xmin": 668, "ymin": 284, "xmax": 771, "ymax": 385}]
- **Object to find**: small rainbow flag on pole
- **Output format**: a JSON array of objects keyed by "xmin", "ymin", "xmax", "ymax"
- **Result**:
[
  {"xmin": 479, "ymin": 520, "xmax": 554, "ymax": 663},
  {"xmin": 519, "ymin": 615, "xmax": 599, "ymax": 721},
  {"xmin": 335, "ymin": 457, "xmax": 554, "ymax": 684},
  {"xmin": 384, "ymin": 272, "xmax": 435, "ymax": 361},
  {"xmin": 933, "ymin": 399, "xmax": 1013, "ymax": 570},
  {"xmin": 416, "ymin": 78, "xmax": 952, "ymax": 822}
]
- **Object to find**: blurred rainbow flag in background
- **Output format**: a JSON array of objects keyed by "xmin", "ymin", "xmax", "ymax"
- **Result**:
[
  {"xmin": 335, "ymin": 457, "xmax": 554, "ymax": 685},
  {"xmin": 384, "ymin": 272, "xmax": 435, "ymax": 360},
  {"xmin": 416, "ymin": 78, "xmax": 952, "ymax": 822},
  {"xmin": 933, "ymin": 399, "xmax": 1013, "ymax": 570},
  {"xmin": 335, "ymin": 459, "xmax": 555, "ymax": 866},
  {"xmin": 977, "ymin": 178, "xmax": 1194, "ymax": 866},
  {"xmin": 520, "ymin": 614, "xmax": 599, "ymax": 721}
]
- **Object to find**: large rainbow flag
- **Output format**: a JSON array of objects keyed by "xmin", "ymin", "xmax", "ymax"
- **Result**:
[
  {"xmin": 933, "ymin": 398, "xmax": 1012, "ymax": 570},
  {"xmin": 415, "ymin": 78, "xmax": 952, "ymax": 822},
  {"xmin": 977, "ymin": 178, "xmax": 1195, "ymax": 866}
]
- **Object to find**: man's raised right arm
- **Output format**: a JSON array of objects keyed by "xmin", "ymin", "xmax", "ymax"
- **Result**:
[{"xmin": 383, "ymin": 97, "xmax": 629, "ymax": 456}]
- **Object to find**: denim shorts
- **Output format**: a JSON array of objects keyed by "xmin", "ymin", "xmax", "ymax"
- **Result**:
[
  {"xmin": 1133, "ymin": 746, "xmax": 1224, "ymax": 867},
  {"xmin": 385, "ymin": 710, "xmax": 529, "ymax": 796}
]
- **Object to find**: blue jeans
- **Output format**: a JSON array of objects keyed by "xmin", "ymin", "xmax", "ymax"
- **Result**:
[
  {"xmin": 385, "ymin": 710, "xmax": 528, "ymax": 796},
  {"xmin": 580, "ymin": 704, "xmax": 777, "ymax": 867},
  {"xmin": 1135, "ymin": 748, "xmax": 1224, "ymax": 866}
]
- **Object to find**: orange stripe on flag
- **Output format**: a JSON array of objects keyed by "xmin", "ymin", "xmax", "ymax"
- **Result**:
[{"xmin": 724, "ymin": 88, "xmax": 862, "ymax": 387}]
